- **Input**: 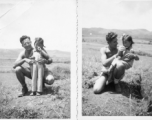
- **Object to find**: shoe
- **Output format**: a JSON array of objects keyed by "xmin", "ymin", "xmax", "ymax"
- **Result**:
[
  {"xmin": 18, "ymin": 85, "xmax": 28, "ymax": 97},
  {"xmin": 30, "ymin": 92, "xmax": 36, "ymax": 96},
  {"xmin": 36, "ymin": 92, "xmax": 42, "ymax": 96},
  {"xmin": 114, "ymin": 83, "xmax": 121, "ymax": 93}
]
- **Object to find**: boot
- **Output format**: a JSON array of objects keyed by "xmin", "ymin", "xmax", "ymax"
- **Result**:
[{"xmin": 18, "ymin": 85, "xmax": 28, "ymax": 97}]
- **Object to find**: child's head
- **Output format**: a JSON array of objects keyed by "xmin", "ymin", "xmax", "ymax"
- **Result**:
[
  {"xmin": 122, "ymin": 34, "xmax": 134, "ymax": 49},
  {"xmin": 34, "ymin": 37, "xmax": 45, "ymax": 50}
]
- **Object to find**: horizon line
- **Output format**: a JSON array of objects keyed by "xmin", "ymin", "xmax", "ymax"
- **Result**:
[
  {"xmin": 82, "ymin": 27, "xmax": 152, "ymax": 32},
  {"xmin": 0, "ymin": 48, "xmax": 70, "ymax": 53}
]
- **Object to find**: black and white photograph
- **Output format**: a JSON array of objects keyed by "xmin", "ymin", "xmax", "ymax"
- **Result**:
[
  {"xmin": 82, "ymin": 0, "xmax": 152, "ymax": 116},
  {"xmin": 0, "ymin": 0, "xmax": 76, "ymax": 118},
  {"xmin": 1, "ymin": 0, "xmax": 152, "ymax": 119}
]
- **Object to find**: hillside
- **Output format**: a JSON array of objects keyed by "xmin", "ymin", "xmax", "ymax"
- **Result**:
[
  {"xmin": 82, "ymin": 28, "xmax": 152, "ymax": 41},
  {"xmin": 0, "ymin": 49, "xmax": 70, "ymax": 60}
]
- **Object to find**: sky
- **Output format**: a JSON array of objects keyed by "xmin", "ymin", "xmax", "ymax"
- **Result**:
[
  {"xmin": 0, "ymin": 0, "xmax": 76, "ymax": 51},
  {"xmin": 82, "ymin": 0, "xmax": 152, "ymax": 31}
]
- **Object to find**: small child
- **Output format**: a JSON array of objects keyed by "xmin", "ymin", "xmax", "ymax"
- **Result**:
[
  {"xmin": 30, "ymin": 38, "xmax": 49, "ymax": 96},
  {"xmin": 105, "ymin": 34, "xmax": 139, "ymax": 85}
]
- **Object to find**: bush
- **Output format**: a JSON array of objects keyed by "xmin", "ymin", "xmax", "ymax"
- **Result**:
[{"xmin": 51, "ymin": 66, "xmax": 70, "ymax": 80}]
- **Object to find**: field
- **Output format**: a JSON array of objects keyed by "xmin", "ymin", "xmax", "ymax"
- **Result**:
[
  {"xmin": 82, "ymin": 37, "xmax": 152, "ymax": 116},
  {"xmin": 0, "ymin": 49, "xmax": 71, "ymax": 119}
]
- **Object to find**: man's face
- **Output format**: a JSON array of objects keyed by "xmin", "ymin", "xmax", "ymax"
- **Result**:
[
  {"xmin": 108, "ymin": 37, "xmax": 118, "ymax": 49},
  {"xmin": 22, "ymin": 38, "xmax": 32, "ymax": 50}
]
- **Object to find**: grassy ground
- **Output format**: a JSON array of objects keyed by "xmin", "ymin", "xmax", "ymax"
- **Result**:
[
  {"xmin": 0, "ymin": 50, "xmax": 71, "ymax": 119},
  {"xmin": 82, "ymin": 38, "xmax": 152, "ymax": 116}
]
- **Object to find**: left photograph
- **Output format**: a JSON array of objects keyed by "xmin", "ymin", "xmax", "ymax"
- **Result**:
[{"xmin": 0, "ymin": 0, "xmax": 75, "ymax": 119}]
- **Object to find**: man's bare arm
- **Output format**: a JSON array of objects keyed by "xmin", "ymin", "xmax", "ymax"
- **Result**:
[
  {"xmin": 13, "ymin": 51, "xmax": 25, "ymax": 68},
  {"xmin": 13, "ymin": 51, "xmax": 33, "ymax": 68},
  {"xmin": 100, "ymin": 48, "xmax": 117, "ymax": 67}
]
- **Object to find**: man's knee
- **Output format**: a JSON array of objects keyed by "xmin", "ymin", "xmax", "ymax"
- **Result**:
[
  {"xmin": 93, "ymin": 87, "xmax": 101, "ymax": 94},
  {"xmin": 93, "ymin": 76, "xmax": 106, "ymax": 94},
  {"xmin": 46, "ymin": 75, "xmax": 54, "ymax": 81},
  {"xmin": 14, "ymin": 66, "xmax": 22, "ymax": 74},
  {"xmin": 115, "ymin": 62, "xmax": 125, "ymax": 71},
  {"xmin": 45, "ymin": 75, "xmax": 54, "ymax": 85}
]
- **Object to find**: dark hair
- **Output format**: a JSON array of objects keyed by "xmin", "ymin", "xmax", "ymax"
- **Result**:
[
  {"xmin": 122, "ymin": 35, "xmax": 134, "ymax": 48},
  {"xmin": 34, "ymin": 37, "xmax": 45, "ymax": 47},
  {"xmin": 106, "ymin": 32, "xmax": 117, "ymax": 43},
  {"xmin": 20, "ymin": 35, "xmax": 30, "ymax": 44}
]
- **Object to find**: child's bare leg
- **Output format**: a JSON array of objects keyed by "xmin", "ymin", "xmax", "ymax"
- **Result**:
[
  {"xmin": 106, "ymin": 59, "xmax": 117, "ymax": 85},
  {"xmin": 106, "ymin": 74, "xmax": 112, "ymax": 85},
  {"xmin": 37, "ymin": 63, "xmax": 44, "ymax": 95},
  {"xmin": 108, "ymin": 58, "xmax": 119, "ymax": 74},
  {"xmin": 108, "ymin": 65, "xmax": 114, "ymax": 73}
]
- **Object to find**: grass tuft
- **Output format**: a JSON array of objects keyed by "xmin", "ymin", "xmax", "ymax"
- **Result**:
[
  {"xmin": 0, "ymin": 107, "xmax": 41, "ymax": 119},
  {"xmin": 51, "ymin": 66, "xmax": 70, "ymax": 80}
]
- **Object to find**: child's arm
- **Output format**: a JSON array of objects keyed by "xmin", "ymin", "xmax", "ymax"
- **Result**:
[
  {"xmin": 38, "ymin": 47, "xmax": 53, "ymax": 64},
  {"xmin": 40, "ymin": 50, "xmax": 49, "ymax": 60},
  {"xmin": 117, "ymin": 45, "xmax": 126, "ymax": 58},
  {"xmin": 117, "ymin": 51, "xmax": 123, "ymax": 58},
  {"xmin": 37, "ymin": 47, "xmax": 49, "ymax": 60}
]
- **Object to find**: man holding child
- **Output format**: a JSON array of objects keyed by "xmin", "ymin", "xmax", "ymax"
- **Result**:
[
  {"xmin": 13, "ymin": 35, "xmax": 54, "ymax": 97},
  {"xmin": 93, "ymin": 32, "xmax": 139, "ymax": 94}
]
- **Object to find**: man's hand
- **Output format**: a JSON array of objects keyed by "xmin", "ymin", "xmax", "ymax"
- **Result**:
[
  {"xmin": 24, "ymin": 58, "xmax": 35, "ymax": 65},
  {"xmin": 116, "ymin": 46, "xmax": 126, "ymax": 57},
  {"xmin": 118, "ymin": 46, "xmax": 126, "ymax": 52},
  {"xmin": 37, "ymin": 58, "xmax": 47, "ymax": 64}
]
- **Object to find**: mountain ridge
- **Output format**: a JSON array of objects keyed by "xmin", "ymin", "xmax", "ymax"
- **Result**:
[
  {"xmin": 82, "ymin": 28, "xmax": 152, "ymax": 40},
  {"xmin": 0, "ymin": 49, "xmax": 70, "ymax": 59}
]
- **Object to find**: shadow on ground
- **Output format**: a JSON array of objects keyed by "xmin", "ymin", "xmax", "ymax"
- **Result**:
[
  {"xmin": 95, "ymin": 81, "xmax": 143, "ymax": 99},
  {"xmin": 24, "ymin": 85, "xmax": 61, "ymax": 96},
  {"xmin": 83, "ymin": 75, "xmax": 143, "ymax": 100},
  {"xmin": 43, "ymin": 86, "xmax": 60, "ymax": 95}
]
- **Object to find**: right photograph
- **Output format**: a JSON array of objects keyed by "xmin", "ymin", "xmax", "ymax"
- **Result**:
[{"xmin": 82, "ymin": 0, "xmax": 152, "ymax": 116}]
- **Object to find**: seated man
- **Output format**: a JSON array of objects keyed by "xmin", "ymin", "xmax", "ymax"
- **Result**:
[
  {"xmin": 93, "ymin": 32, "xmax": 135, "ymax": 94},
  {"xmin": 13, "ymin": 35, "xmax": 54, "ymax": 97}
]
